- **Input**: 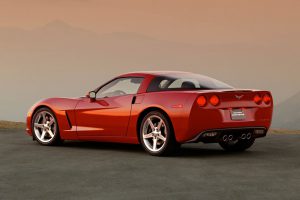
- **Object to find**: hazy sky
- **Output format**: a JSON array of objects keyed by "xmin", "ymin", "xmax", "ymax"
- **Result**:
[
  {"xmin": 0, "ymin": 0, "xmax": 299, "ymax": 45},
  {"xmin": 0, "ymin": 0, "xmax": 300, "ymax": 122}
]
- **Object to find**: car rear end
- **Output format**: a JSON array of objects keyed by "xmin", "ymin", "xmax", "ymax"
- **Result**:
[{"xmin": 186, "ymin": 89, "xmax": 273, "ymax": 143}]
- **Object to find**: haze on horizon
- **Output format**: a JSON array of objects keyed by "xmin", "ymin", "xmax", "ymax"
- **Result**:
[
  {"xmin": 1, "ymin": 0, "xmax": 300, "ymax": 45},
  {"xmin": 0, "ymin": 0, "xmax": 299, "ymax": 126}
]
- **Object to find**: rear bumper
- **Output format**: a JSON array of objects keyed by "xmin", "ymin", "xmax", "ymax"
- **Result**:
[
  {"xmin": 187, "ymin": 127, "xmax": 267, "ymax": 143},
  {"xmin": 177, "ymin": 101, "xmax": 273, "ymax": 143}
]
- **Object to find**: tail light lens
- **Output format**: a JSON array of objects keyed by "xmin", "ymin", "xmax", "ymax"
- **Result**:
[
  {"xmin": 197, "ymin": 96, "xmax": 207, "ymax": 107},
  {"xmin": 210, "ymin": 95, "xmax": 220, "ymax": 106},
  {"xmin": 254, "ymin": 94, "xmax": 262, "ymax": 105},
  {"xmin": 263, "ymin": 94, "xmax": 271, "ymax": 105}
]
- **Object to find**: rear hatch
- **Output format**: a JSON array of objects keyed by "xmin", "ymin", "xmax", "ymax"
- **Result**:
[
  {"xmin": 182, "ymin": 89, "xmax": 274, "ymax": 143},
  {"xmin": 195, "ymin": 89, "xmax": 272, "ymax": 109},
  {"xmin": 188, "ymin": 89, "xmax": 273, "ymax": 134}
]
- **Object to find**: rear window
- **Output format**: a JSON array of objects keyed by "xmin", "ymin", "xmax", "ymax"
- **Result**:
[{"xmin": 147, "ymin": 74, "xmax": 232, "ymax": 92}]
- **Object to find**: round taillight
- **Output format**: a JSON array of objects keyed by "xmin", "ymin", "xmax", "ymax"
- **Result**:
[
  {"xmin": 210, "ymin": 95, "xmax": 220, "ymax": 106},
  {"xmin": 263, "ymin": 94, "xmax": 271, "ymax": 105},
  {"xmin": 197, "ymin": 96, "xmax": 207, "ymax": 107},
  {"xmin": 254, "ymin": 94, "xmax": 262, "ymax": 105}
]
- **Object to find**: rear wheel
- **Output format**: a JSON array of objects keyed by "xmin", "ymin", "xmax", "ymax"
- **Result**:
[
  {"xmin": 140, "ymin": 111, "xmax": 180, "ymax": 156},
  {"xmin": 219, "ymin": 137, "xmax": 255, "ymax": 152},
  {"xmin": 32, "ymin": 108, "xmax": 62, "ymax": 145}
]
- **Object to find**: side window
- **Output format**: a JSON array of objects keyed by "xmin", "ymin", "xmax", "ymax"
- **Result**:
[
  {"xmin": 168, "ymin": 79, "xmax": 200, "ymax": 89},
  {"xmin": 97, "ymin": 77, "xmax": 143, "ymax": 98},
  {"xmin": 157, "ymin": 78, "xmax": 199, "ymax": 89}
]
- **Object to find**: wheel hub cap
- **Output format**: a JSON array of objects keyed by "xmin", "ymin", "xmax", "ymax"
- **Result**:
[
  {"xmin": 142, "ymin": 115, "xmax": 167, "ymax": 152},
  {"xmin": 33, "ymin": 111, "xmax": 56, "ymax": 143}
]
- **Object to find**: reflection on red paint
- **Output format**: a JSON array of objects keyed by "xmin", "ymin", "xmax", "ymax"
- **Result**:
[{"xmin": 171, "ymin": 104, "xmax": 183, "ymax": 108}]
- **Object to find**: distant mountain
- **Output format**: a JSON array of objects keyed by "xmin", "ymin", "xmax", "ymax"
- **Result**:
[
  {"xmin": 273, "ymin": 91, "xmax": 300, "ymax": 130},
  {"xmin": 0, "ymin": 20, "xmax": 299, "ymax": 121}
]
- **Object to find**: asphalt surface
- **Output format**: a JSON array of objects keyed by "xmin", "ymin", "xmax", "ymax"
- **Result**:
[{"xmin": 0, "ymin": 130, "xmax": 300, "ymax": 200}]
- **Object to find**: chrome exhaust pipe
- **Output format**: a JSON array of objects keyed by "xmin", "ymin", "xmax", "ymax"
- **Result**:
[
  {"xmin": 246, "ymin": 133, "xmax": 252, "ymax": 140},
  {"xmin": 228, "ymin": 135, "xmax": 233, "ymax": 141},
  {"xmin": 241, "ymin": 134, "xmax": 247, "ymax": 140},
  {"xmin": 222, "ymin": 135, "xmax": 228, "ymax": 142}
]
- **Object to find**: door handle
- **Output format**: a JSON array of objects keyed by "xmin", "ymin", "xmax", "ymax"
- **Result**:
[{"xmin": 132, "ymin": 96, "xmax": 137, "ymax": 104}]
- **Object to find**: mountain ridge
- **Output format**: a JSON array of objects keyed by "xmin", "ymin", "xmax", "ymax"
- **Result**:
[
  {"xmin": 272, "ymin": 91, "xmax": 300, "ymax": 129},
  {"xmin": 0, "ymin": 20, "xmax": 299, "ymax": 122}
]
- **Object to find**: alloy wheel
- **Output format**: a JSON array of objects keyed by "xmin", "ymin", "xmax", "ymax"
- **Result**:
[
  {"xmin": 142, "ymin": 115, "xmax": 167, "ymax": 152},
  {"xmin": 33, "ymin": 111, "xmax": 57, "ymax": 143}
]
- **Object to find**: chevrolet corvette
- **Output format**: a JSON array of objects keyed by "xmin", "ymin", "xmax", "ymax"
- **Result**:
[{"xmin": 26, "ymin": 71, "xmax": 273, "ymax": 156}]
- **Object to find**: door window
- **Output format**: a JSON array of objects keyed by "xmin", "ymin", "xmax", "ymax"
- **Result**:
[{"xmin": 97, "ymin": 77, "xmax": 143, "ymax": 98}]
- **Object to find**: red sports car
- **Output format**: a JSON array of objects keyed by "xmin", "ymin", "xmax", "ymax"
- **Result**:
[{"xmin": 26, "ymin": 71, "xmax": 273, "ymax": 156}]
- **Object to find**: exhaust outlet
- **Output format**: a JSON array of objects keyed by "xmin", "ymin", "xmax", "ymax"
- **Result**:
[
  {"xmin": 222, "ymin": 135, "xmax": 228, "ymax": 142},
  {"xmin": 241, "ymin": 134, "xmax": 247, "ymax": 140},
  {"xmin": 246, "ymin": 133, "xmax": 252, "ymax": 140},
  {"xmin": 228, "ymin": 135, "xmax": 233, "ymax": 141}
]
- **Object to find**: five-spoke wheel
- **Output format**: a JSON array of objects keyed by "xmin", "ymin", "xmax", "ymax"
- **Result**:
[
  {"xmin": 32, "ymin": 108, "xmax": 61, "ymax": 145},
  {"xmin": 140, "ymin": 111, "xmax": 180, "ymax": 156},
  {"xmin": 142, "ymin": 115, "xmax": 167, "ymax": 152}
]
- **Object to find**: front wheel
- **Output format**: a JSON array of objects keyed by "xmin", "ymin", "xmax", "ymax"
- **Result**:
[
  {"xmin": 32, "ymin": 108, "xmax": 62, "ymax": 145},
  {"xmin": 140, "ymin": 111, "xmax": 180, "ymax": 156}
]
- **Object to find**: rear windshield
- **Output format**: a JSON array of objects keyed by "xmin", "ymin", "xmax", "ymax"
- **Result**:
[{"xmin": 147, "ymin": 74, "xmax": 233, "ymax": 92}]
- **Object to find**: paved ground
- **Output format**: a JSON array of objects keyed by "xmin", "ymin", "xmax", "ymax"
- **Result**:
[{"xmin": 0, "ymin": 130, "xmax": 300, "ymax": 200}]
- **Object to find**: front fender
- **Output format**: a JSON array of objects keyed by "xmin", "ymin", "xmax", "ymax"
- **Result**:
[{"xmin": 26, "ymin": 98, "xmax": 81, "ymax": 140}]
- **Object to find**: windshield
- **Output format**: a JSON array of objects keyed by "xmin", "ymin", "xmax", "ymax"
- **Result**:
[{"xmin": 147, "ymin": 74, "xmax": 233, "ymax": 92}]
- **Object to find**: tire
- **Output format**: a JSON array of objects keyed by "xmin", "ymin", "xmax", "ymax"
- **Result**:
[
  {"xmin": 140, "ymin": 111, "xmax": 180, "ymax": 156},
  {"xmin": 219, "ymin": 138, "xmax": 255, "ymax": 152},
  {"xmin": 31, "ymin": 107, "xmax": 62, "ymax": 146}
]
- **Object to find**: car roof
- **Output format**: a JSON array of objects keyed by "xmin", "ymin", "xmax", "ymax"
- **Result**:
[{"xmin": 119, "ymin": 71, "xmax": 193, "ymax": 77}]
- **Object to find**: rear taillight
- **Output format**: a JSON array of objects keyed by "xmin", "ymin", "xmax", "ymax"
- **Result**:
[
  {"xmin": 254, "ymin": 94, "xmax": 262, "ymax": 105},
  {"xmin": 197, "ymin": 96, "xmax": 207, "ymax": 107},
  {"xmin": 263, "ymin": 94, "xmax": 271, "ymax": 105},
  {"xmin": 210, "ymin": 95, "xmax": 220, "ymax": 106}
]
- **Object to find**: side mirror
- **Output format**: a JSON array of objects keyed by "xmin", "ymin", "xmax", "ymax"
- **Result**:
[{"xmin": 87, "ymin": 91, "xmax": 96, "ymax": 102}]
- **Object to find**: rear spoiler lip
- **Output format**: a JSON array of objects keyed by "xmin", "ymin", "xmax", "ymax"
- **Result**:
[{"xmin": 193, "ymin": 89, "xmax": 272, "ymax": 94}]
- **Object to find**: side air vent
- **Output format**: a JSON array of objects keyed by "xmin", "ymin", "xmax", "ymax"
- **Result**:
[{"xmin": 65, "ymin": 112, "xmax": 72, "ymax": 129}]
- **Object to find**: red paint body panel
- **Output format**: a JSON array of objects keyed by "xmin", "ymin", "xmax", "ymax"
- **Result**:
[
  {"xmin": 26, "ymin": 98, "xmax": 80, "ymax": 140},
  {"xmin": 75, "ymin": 95, "xmax": 134, "ymax": 137},
  {"xmin": 187, "ymin": 90, "xmax": 273, "ymax": 141},
  {"xmin": 26, "ymin": 71, "xmax": 273, "ymax": 144}
]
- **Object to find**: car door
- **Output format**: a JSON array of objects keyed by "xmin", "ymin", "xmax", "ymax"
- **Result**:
[{"xmin": 75, "ymin": 77, "xmax": 144, "ymax": 137}]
